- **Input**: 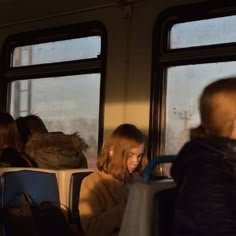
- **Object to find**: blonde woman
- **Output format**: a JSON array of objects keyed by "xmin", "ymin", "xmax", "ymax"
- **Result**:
[{"xmin": 79, "ymin": 123, "xmax": 147, "ymax": 236}]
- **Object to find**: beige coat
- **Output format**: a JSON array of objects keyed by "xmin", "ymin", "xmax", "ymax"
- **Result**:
[{"xmin": 79, "ymin": 170, "xmax": 128, "ymax": 236}]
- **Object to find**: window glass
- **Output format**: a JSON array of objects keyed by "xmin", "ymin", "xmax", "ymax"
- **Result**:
[
  {"xmin": 12, "ymin": 36, "xmax": 101, "ymax": 67},
  {"xmin": 170, "ymin": 15, "xmax": 236, "ymax": 49},
  {"xmin": 165, "ymin": 61, "xmax": 236, "ymax": 154},
  {"xmin": 10, "ymin": 74, "xmax": 100, "ymax": 168}
]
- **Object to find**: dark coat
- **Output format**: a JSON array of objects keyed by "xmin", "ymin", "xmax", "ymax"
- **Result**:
[
  {"xmin": 171, "ymin": 137, "xmax": 236, "ymax": 236},
  {"xmin": 0, "ymin": 147, "xmax": 36, "ymax": 167}
]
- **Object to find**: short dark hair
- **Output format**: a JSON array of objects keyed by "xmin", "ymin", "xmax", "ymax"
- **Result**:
[{"xmin": 16, "ymin": 114, "xmax": 48, "ymax": 144}]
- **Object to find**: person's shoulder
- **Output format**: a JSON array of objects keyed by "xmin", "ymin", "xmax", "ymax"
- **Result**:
[
  {"xmin": 82, "ymin": 170, "xmax": 102, "ymax": 187},
  {"xmin": 0, "ymin": 147, "xmax": 32, "ymax": 167},
  {"xmin": 82, "ymin": 170, "xmax": 118, "ymax": 191},
  {"xmin": 178, "ymin": 139, "xmax": 202, "ymax": 155},
  {"xmin": 171, "ymin": 139, "xmax": 207, "ymax": 179},
  {"xmin": 171, "ymin": 137, "xmax": 225, "ymax": 179},
  {"xmin": 1, "ymin": 147, "xmax": 22, "ymax": 160}
]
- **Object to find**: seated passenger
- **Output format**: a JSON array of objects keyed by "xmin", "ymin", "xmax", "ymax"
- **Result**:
[
  {"xmin": 79, "ymin": 123, "xmax": 147, "ymax": 236},
  {"xmin": 16, "ymin": 114, "xmax": 48, "ymax": 147},
  {"xmin": 17, "ymin": 114, "xmax": 88, "ymax": 169},
  {"xmin": 0, "ymin": 112, "xmax": 34, "ymax": 167},
  {"xmin": 171, "ymin": 78, "xmax": 236, "ymax": 236}
]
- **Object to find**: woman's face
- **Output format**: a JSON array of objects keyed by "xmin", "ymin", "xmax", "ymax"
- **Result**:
[{"xmin": 126, "ymin": 143, "xmax": 145, "ymax": 174}]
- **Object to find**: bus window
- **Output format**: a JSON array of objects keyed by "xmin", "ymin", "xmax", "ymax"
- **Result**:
[
  {"xmin": 1, "ymin": 22, "xmax": 106, "ymax": 169},
  {"xmin": 12, "ymin": 36, "xmax": 101, "ymax": 67},
  {"xmin": 151, "ymin": 4, "xmax": 236, "ymax": 157},
  {"xmin": 166, "ymin": 61, "xmax": 236, "ymax": 154},
  {"xmin": 170, "ymin": 15, "xmax": 236, "ymax": 49}
]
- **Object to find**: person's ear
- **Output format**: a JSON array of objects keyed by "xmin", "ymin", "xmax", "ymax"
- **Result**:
[
  {"xmin": 109, "ymin": 148, "xmax": 114, "ymax": 157},
  {"xmin": 230, "ymin": 119, "xmax": 236, "ymax": 139}
]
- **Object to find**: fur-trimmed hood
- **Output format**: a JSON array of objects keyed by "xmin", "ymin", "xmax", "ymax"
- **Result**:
[{"xmin": 24, "ymin": 132, "xmax": 88, "ymax": 169}]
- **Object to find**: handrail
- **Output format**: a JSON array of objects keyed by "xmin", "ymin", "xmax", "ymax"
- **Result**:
[{"xmin": 142, "ymin": 155, "xmax": 176, "ymax": 182}]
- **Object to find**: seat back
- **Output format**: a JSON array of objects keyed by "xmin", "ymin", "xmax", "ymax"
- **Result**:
[
  {"xmin": 119, "ymin": 155, "xmax": 177, "ymax": 236},
  {"xmin": 1, "ymin": 170, "xmax": 60, "ymax": 207},
  {"xmin": 153, "ymin": 187, "xmax": 177, "ymax": 236},
  {"xmin": 68, "ymin": 171, "xmax": 93, "ymax": 224},
  {"xmin": 0, "ymin": 170, "xmax": 60, "ymax": 236},
  {"xmin": 142, "ymin": 155, "xmax": 176, "ymax": 236}
]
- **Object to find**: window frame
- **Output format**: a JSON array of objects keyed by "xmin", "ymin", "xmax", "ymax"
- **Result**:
[
  {"xmin": 0, "ymin": 21, "xmax": 107, "ymax": 153},
  {"xmin": 149, "ymin": 1, "xmax": 236, "ymax": 158}
]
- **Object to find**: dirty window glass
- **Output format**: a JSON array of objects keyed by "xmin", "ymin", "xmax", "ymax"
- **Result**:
[
  {"xmin": 165, "ymin": 61, "xmax": 236, "ymax": 154},
  {"xmin": 170, "ymin": 15, "xmax": 236, "ymax": 49},
  {"xmin": 10, "ymin": 74, "xmax": 100, "ymax": 169},
  {"xmin": 12, "ymin": 36, "xmax": 101, "ymax": 67}
]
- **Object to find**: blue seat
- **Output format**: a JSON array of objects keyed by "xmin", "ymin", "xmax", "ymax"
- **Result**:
[
  {"xmin": 0, "ymin": 170, "xmax": 60, "ymax": 207},
  {"xmin": 0, "ymin": 170, "xmax": 60, "ymax": 236},
  {"xmin": 141, "ymin": 156, "xmax": 176, "ymax": 236},
  {"xmin": 119, "ymin": 156, "xmax": 177, "ymax": 236},
  {"xmin": 142, "ymin": 155, "xmax": 176, "ymax": 182},
  {"xmin": 68, "ymin": 171, "xmax": 92, "ymax": 226}
]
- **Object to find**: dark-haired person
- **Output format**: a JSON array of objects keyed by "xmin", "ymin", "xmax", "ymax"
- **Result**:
[
  {"xmin": 17, "ymin": 114, "xmax": 88, "ymax": 169},
  {"xmin": 0, "ymin": 112, "xmax": 34, "ymax": 167},
  {"xmin": 16, "ymin": 114, "xmax": 48, "ymax": 147}
]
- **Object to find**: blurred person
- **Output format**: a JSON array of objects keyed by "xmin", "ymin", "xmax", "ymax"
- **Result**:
[{"xmin": 171, "ymin": 78, "xmax": 236, "ymax": 236}]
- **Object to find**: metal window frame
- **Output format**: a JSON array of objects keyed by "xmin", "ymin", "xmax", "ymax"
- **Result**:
[
  {"xmin": 149, "ymin": 2, "xmax": 236, "ymax": 158},
  {"xmin": 0, "ymin": 20, "xmax": 107, "ymax": 153}
]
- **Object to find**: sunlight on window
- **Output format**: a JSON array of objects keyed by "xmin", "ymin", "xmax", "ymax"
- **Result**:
[
  {"xmin": 12, "ymin": 36, "xmax": 101, "ymax": 67},
  {"xmin": 170, "ymin": 15, "xmax": 236, "ymax": 49}
]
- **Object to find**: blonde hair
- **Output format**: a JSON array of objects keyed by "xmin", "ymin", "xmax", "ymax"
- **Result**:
[
  {"xmin": 191, "ymin": 78, "xmax": 236, "ymax": 139},
  {"xmin": 97, "ymin": 123, "xmax": 147, "ymax": 183},
  {"xmin": 0, "ymin": 112, "xmax": 22, "ymax": 151}
]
